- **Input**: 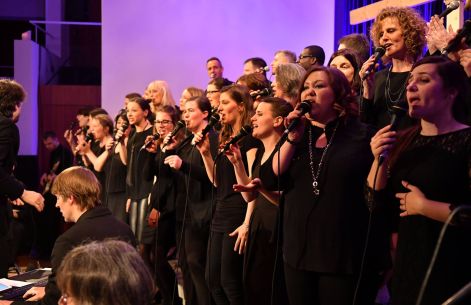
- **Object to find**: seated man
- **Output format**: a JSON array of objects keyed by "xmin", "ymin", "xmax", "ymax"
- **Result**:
[{"xmin": 1, "ymin": 166, "xmax": 136, "ymax": 305}]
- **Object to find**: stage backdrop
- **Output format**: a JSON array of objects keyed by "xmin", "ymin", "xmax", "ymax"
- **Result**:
[{"xmin": 102, "ymin": 0, "xmax": 336, "ymax": 116}]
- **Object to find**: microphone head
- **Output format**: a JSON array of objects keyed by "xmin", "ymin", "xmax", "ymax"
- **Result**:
[
  {"xmin": 152, "ymin": 132, "xmax": 161, "ymax": 140},
  {"xmin": 176, "ymin": 120, "xmax": 186, "ymax": 128},
  {"xmin": 374, "ymin": 46, "xmax": 386, "ymax": 58},
  {"xmin": 240, "ymin": 125, "xmax": 253, "ymax": 135},
  {"xmin": 298, "ymin": 100, "xmax": 312, "ymax": 114},
  {"xmin": 259, "ymin": 66, "xmax": 270, "ymax": 72},
  {"xmin": 209, "ymin": 112, "xmax": 220, "ymax": 123},
  {"xmin": 391, "ymin": 104, "xmax": 408, "ymax": 117},
  {"xmin": 448, "ymin": 0, "xmax": 460, "ymax": 10}
]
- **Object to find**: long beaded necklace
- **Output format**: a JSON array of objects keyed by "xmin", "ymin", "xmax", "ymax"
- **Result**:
[
  {"xmin": 308, "ymin": 121, "xmax": 339, "ymax": 196},
  {"xmin": 384, "ymin": 66, "xmax": 409, "ymax": 107}
]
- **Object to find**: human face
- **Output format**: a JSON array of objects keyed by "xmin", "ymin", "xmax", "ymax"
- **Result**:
[
  {"xmin": 206, "ymin": 84, "xmax": 221, "ymax": 109},
  {"xmin": 90, "ymin": 118, "xmax": 108, "ymax": 141},
  {"xmin": 154, "ymin": 112, "xmax": 174, "ymax": 137},
  {"xmin": 55, "ymin": 194, "xmax": 75, "ymax": 223},
  {"xmin": 243, "ymin": 61, "xmax": 257, "ymax": 75},
  {"xmin": 270, "ymin": 53, "xmax": 290, "ymax": 74},
  {"xmin": 251, "ymin": 102, "xmax": 279, "ymax": 139},
  {"xmin": 183, "ymin": 100, "xmax": 208, "ymax": 133},
  {"xmin": 148, "ymin": 85, "xmax": 163, "ymax": 107},
  {"xmin": 379, "ymin": 17, "xmax": 406, "ymax": 59},
  {"xmin": 43, "ymin": 137, "xmax": 59, "ymax": 152},
  {"xmin": 272, "ymin": 80, "xmax": 283, "ymax": 98},
  {"xmin": 301, "ymin": 71, "xmax": 337, "ymax": 123},
  {"xmin": 406, "ymin": 63, "xmax": 452, "ymax": 121},
  {"xmin": 11, "ymin": 103, "xmax": 22, "ymax": 123},
  {"xmin": 218, "ymin": 92, "xmax": 243, "ymax": 127},
  {"xmin": 329, "ymin": 55, "xmax": 355, "ymax": 85},
  {"xmin": 76, "ymin": 114, "xmax": 89, "ymax": 128},
  {"xmin": 298, "ymin": 48, "xmax": 316, "ymax": 70},
  {"xmin": 116, "ymin": 117, "xmax": 130, "ymax": 137},
  {"xmin": 126, "ymin": 101, "xmax": 147, "ymax": 127},
  {"xmin": 207, "ymin": 60, "xmax": 223, "ymax": 79},
  {"xmin": 180, "ymin": 89, "xmax": 191, "ymax": 106}
]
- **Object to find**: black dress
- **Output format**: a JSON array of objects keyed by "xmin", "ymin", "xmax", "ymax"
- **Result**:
[
  {"xmin": 383, "ymin": 127, "xmax": 471, "ymax": 305},
  {"xmin": 361, "ymin": 68, "xmax": 416, "ymax": 130},
  {"xmin": 103, "ymin": 149, "xmax": 127, "ymax": 223}
]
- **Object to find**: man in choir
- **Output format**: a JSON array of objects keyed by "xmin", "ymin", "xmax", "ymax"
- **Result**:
[
  {"xmin": 270, "ymin": 50, "xmax": 297, "ymax": 76},
  {"xmin": 297, "ymin": 45, "xmax": 325, "ymax": 70},
  {"xmin": 206, "ymin": 57, "xmax": 233, "ymax": 86},
  {"xmin": 243, "ymin": 57, "xmax": 269, "ymax": 78}
]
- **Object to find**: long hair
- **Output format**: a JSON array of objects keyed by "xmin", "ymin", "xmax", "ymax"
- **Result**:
[
  {"xmin": 219, "ymin": 84, "xmax": 253, "ymax": 143},
  {"xmin": 328, "ymin": 48, "xmax": 363, "ymax": 95}
]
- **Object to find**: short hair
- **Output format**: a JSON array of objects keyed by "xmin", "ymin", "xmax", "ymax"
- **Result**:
[
  {"xmin": 304, "ymin": 45, "xmax": 326, "ymax": 65},
  {"xmin": 370, "ymin": 6, "xmax": 426, "ymax": 62},
  {"xmin": 51, "ymin": 166, "xmax": 101, "ymax": 210},
  {"xmin": 186, "ymin": 96, "xmax": 211, "ymax": 121},
  {"xmin": 56, "ymin": 240, "xmax": 155, "ymax": 305},
  {"xmin": 125, "ymin": 92, "xmax": 142, "ymax": 102},
  {"xmin": 236, "ymin": 73, "xmax": 270, "ymax": 92},
  {"xmin": 0, "ymin": 79, "xmax": 26, "ymax": 118},
  {"xmin": 328, "ymin": 48, "xmax": 363, "ymax": 94},
  {"xmin": 298, "ymin": 66, "xmax": 357, "ymax": 117},
  {"xmin": 219, "ymin": 85, "xmax": 254, "ymax": 143},
  {"xmin": 206, "ymin": 57, "xmax": 222, "ymax": 66},
  {"xmin": 114, "ymin": 108, "xmax": 129, "ymax": 127},
  {"xmin": 338, "ymin": 33, "xmax": 371, "ymax": 62},
  {"xmin": 244, "ymin": 57, "xmax": 268, "ymax": 76},
  {"xmin": 42, "ymin": 130, "xmax": 58, "ymax": 140},
  {"xmin": 259, "ymin": 97, "xmax": 294, "ymax": 119},
  {"xmin": 274, "ymin": 50, "xmax": 297, "ymax": 63},
  {"xmin": 89, "ymin": 108, "xmax": 108, "ymax": 118},
  {"xmin": 208, "ymin": 77, "xmax": 226, "ymax": 90},
  {"xmin": 77, "ymin": 107, "xmax": 93, "ymax": 116},
  {"xmin": 91, "ymin": 114, "xmax": 114, "ymax": 136},
  {"xmin": 275, "ymin": 63, "xmax": 306, "ymax": 100}
]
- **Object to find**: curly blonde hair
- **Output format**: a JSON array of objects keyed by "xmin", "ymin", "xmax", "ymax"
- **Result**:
[{"xmin": 370, "ymin": 7, "xmax": 426, "ymax": 62}]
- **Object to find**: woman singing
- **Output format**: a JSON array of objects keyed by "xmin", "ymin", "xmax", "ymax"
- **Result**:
[{"xmin": 368, "ymin": 56, "xmax": 471, "ymax": 305}]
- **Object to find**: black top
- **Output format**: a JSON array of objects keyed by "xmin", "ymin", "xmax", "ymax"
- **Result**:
[
  {"xmin": 361, "ymin": 68, "xmax": 416, "ymax": 130},
  {"xmin": 0, "ymin": 115, "xmax": 23, "ymax": 236},
  {"xmin": 280, "ymin": 117, "xmax": 378, "ymax": 273},
  {"xmin": 11, "ymin": 206, "xmax": 136, "ymax": 305},
  {"xmin": 175, "ymin": 131, "xmax": 219, "ymax": 227},
  {"xmin": 104, "ymin": 149, "xmax": 127, "ymax": 193},
  {"xmin": 48, "ymin": 144, "xmax": 73, "ymax": 175},
  {"xmin": 126, "ymin": 128, "xmax": 154, "ymax": 200},
  {"xmin": 212, "ymin": 135, "xmax": 260, "ymax": 233},
  {"xmin": 381, "ymin": 127, "xmax": 471, "ymax": 305}
]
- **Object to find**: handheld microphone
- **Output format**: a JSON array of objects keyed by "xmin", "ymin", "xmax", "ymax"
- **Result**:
[
  {"xmin": 362, "ymin": 46, "xmax": 386, "ymax": 80},
  {"xmin": 162, "ymin": 120, "xmax": 186, "ymax": 148},
  {"xmin": 141, "ymin": 133, "xmax": 161, "ymax": 150},
  {"xmin": 378, "ymin": 104, "xmax": 408, "ymax": 165},
  {"xmin": 192, "ymin": 113, "xmax": 220, "ymax": 146},
  {"xmin": 250, "ymin": 88, "xmax": 271, "ymax": 98},
  {"xmin": 443, "ymin": 20, "xmax": 471, "ymax": 54},
  {"xmin": 85, "ymin": 132, "xmax": 94, "ymax": 143},
  {"xmin": 283, "ymin": 101, "xmax": 312, "ymax": 135},
  {"xmin": 257, "ymin": 66, "xmax": 270, "ymax": 73},
  {"xmin": 219, "ymin": 125, "xmax": 253, "ymax": 154},
  {"xmin": 439, "ymin": 0, "xmax": 460, "ymax": 18},
  {"xmin": 114, "ymin": 121, "xmax": 129, "ymax": 142}
]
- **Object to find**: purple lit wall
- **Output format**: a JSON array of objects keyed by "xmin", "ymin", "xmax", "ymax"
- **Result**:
[{"xmin": 102, "ymin": 0, "xmax": 335, "ymax": 115}]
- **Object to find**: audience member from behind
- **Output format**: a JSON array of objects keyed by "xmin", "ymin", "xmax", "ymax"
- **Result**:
[
  {"xmin": 206, "ymin": 57, "xmax": 233, "ymax": 86},
  {"xmin": 270, "ymin": 50, "xmax": 297, "ymax": 76},
  {"xmin": 272, "ymin": 63, "xmax": 306, "ymax": 107},
  {"xmin": 243, "ymin": 57, "xmax": 269, "ymax": 78},
  {"xmin": 338, "ymin": 33, "xmax": 371, "ymax": 63},
  {"xmin": 297, "ymin": 45, "xmax": 326, "ymax": 70},
  {"xmin": 56, "ymin": 240, "xmax": 155, "ymax": 305},
  {"xmin": 0, "ymin": 79, "xmax": 45, "ymax": 277},
  {"xmin": 4, "ymin": 166, "xmax": 135, "ymax": 305},
  {"xmin": 328, "ymin": 48, "xmax": 363, "ymax": 96}
]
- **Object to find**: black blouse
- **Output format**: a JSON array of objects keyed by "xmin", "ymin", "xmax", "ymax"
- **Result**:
[{"xmin": 126, "ymin": 128, "xmax": 154, "ymax": 200}]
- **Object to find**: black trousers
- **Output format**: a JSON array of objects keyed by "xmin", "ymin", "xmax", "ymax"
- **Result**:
[
  {"xmin": 284, "ymin": 262, "xmax": 355, "ymax": 305},
  {"xmin": 206, "ymin": 231, "xmax": 244, "ymax": 305}
]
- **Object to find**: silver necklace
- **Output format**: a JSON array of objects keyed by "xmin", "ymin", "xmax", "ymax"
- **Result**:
[
  {"xmin": 384, "ymin": 66, "xmax": 409, "ymax": 105},
  {"xmin": 308, "ymin": 121, "xmax": 339, "ymax": 196}
]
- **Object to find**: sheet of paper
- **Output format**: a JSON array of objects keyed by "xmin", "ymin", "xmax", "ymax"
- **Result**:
[{"xmin": 0, "ymin": 278, "xmax": 30, "ymax": 287}]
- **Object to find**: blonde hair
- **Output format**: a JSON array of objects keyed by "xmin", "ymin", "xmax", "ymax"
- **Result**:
[
  {"xmin": 147, "ymin": 80, "xmax": 176, "ymax": 110},
  {"xmin": 51, "ymin": 166, "xmax": 101, "ymax": 210}
]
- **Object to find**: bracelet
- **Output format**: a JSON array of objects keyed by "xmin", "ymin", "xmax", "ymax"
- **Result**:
[{"xmin": 286, "ymin": 137, "xmax": 301, "ymax": 145}]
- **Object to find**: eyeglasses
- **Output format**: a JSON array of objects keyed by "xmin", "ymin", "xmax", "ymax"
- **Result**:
[
  {"xmin": 59, "ymin": 294, "xmax": 69, "ymax": 305},
  {"xmin": 298, "ymin": 54, "xmax": 316, "ymax": 60},
  {"xmin": 206, "ymin": 90, "xmax": 220, "ymax": 95},
  {"xmin": 154, "ymin": 120, "xmax": 172, "ymax": 125}
]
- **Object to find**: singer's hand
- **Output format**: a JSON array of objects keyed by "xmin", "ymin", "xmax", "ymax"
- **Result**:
[
  {"xmin": 126, "ymin": 198, "xmax": 131, "ymax": 213},
  {"xmin": 229, "ymin": 223, "xmax": 249, "ymax": 255},
  {"xmin": 164, "ymin": 155, "xmax": 182, "ymax": 170},
  {"xmin": 233, "ymin": 178, "xmax": 262, "ymax": 193},
  {"xmin": 105, "ymin": 138, "xmax": 114, "ymax": 150},
  {"xmin": 148, "ymin": 208, "xmax": 160, "ymax": 227},
  {"xmin": 115, "ymin": 129, "xmax": 124, "ymax": 142},
  {"xmin": 370, "ymin": 125, "xmax": 397, "ymax": 161},
  {"xmin": 144, "ymin": 135, "xmax": 157, "ymax": 153},
  {"xmin": 426, "ymin": 15, "xmax": 455, "ymax": 54},
  {"xmin": 458, "ymin": 49, "xmax": 471, "ymax": 77},
  {"xmin": 63, "ymin": 129, "xmax": 73, "ymax": 145},
  {"xmin": 360, "ymin": 55, "xmax": 377, "ymax": 99},
  {"xmin": 20, "ymin": 190, "xmax": 45, "ymax": 212},
  {"xmin": 193, "ymin": 132, "xmax": 210, "ymax": 155},
  {"xmin": 163, "ymin": 133, "xmax": 178, "ymax": 150},
  {"xmin": 22, "ymin": 286, "xmax": 45, "ymax": 301},
  {"xmin": 284, "ymin": 107, "xmax": 306, "ymax": 143},
  {"xmin": 225, "ymin": 143, "xmax": 242, "ymax": 165},
  {"xmin": 396, "ymin": 181, "xmax": 426, "ymax": 217}
]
